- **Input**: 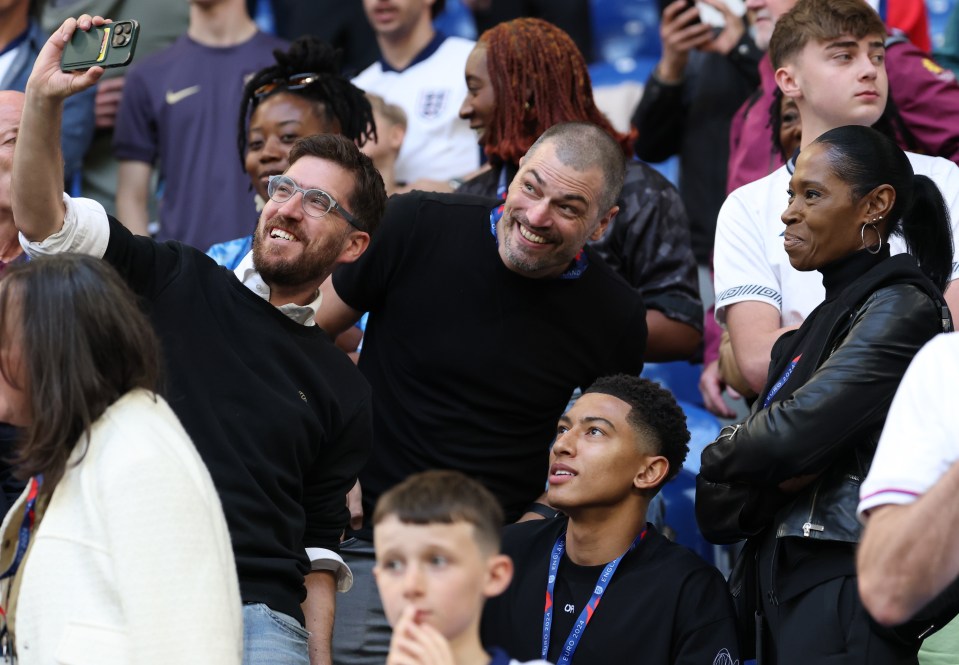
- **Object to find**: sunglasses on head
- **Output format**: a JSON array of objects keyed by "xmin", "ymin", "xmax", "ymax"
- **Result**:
[{"xmin": 253, "ymin": 72, "xmax": 321, "ymax": 100}]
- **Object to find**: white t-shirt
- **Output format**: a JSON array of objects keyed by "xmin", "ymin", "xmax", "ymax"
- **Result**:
[
  {"xmin": 714, "ymin": 152, "xmax": 959, "ymax": 325},
  {"xmin": 858, "ymin": 332, "xmax": 959, "ymax": 518},
  {"xmin": 353, "ymin": 35, "xmax": 479, "ymax": 183}
]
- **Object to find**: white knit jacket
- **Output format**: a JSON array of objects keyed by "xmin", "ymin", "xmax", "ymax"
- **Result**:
[{"xmin": 0, "ymin": 389, "xmax": 242, "ymax": 664}]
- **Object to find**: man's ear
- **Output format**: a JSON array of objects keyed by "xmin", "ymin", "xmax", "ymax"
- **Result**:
[
  {"xmin": 633, "ymin": 456, "xmax": 669, "ymax": 492},
  {"xmin": 483, "ymin": 554, "xmax": 514, "ymax": 599},
  {"xmin": 335, "ymin": 231, "xmax": 371, "ymax": 265},
  {"xmin": 775, "ymin": 65, "xmax": 802, "ymax": 100},
  {"xmin": 589, "ymin": 206, "xmax": 619, "ymax": 242}
]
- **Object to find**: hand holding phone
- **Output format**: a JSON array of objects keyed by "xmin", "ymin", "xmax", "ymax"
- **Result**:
[{"xmin": 61, "ymin": 19, "xmax": 139, "ymax": 72}]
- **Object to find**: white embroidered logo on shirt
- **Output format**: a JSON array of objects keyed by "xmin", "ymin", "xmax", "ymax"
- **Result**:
[{"xmin": 165, "ymin": 85, "xmax": 201, "ymax": 105}]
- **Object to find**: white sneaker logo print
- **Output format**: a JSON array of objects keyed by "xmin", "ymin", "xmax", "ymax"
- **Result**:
[{"xmin": 166, "ymin": 85, "xmax": 201, "ymax": 105}]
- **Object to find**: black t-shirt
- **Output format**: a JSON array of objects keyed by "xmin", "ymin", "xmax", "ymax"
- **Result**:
[
  {"xmin": 332, "ymin": 192, "xmax": 647, "ymax": 523},
  {"xmin": 104, "ymin": 218, "xmax": 372, "ymax": 623},
  {"xmin": 482, "ymin": 518, "xmax": 741, "ymax": 664}
]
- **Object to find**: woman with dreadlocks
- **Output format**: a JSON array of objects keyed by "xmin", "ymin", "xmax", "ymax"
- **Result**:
[
  {"xmin": 207, "ymin": 36, "xmax": 376, "ymax": 269},
  {"xmin": 456, "ymin": 18, "xmax": 703, "ymax": 361}
]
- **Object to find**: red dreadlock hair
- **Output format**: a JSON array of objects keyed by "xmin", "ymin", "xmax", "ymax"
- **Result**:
[{"xmin": 478, "ymin": 18, "xmax": 633, "ymax": 165}]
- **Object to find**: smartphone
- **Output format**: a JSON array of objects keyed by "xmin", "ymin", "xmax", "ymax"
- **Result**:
[
  {"xmin": 658, "ymin": 0, "xmax": 702, "ymax": 24},
  {"xmin": 61, "ymin": 20, "xmax": 139, "ymax": 72}
]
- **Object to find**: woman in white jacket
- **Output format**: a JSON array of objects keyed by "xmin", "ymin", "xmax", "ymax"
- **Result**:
[{"xmin": 0, "ymin": 254, "xmax": 242, "ymax": 664}]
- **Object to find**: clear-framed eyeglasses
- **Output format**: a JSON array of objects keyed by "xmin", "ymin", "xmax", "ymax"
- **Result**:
[{"xmin": 267, "ymin": 175, "xmax": 361, "ymax": 230}]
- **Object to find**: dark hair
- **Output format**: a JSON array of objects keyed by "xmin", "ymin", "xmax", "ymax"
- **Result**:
[
  {"xmin": 477, "ymin": 18, "xmax": 632, "ymax": 166},
  {"xmin": 526, "ymin": 122, "xmax": 626, "ymax": 212},
  {"xmin": 237, "ymin": 37, "xmax": 376, "ymax": 166},
  {"xmin": 770, "ymin": 0, "xmax": 886, "ymax": 69},
  {"xmin": 372, "ymin": 469, "xmax": 503, "ymax": 554},
  {"xmin": 288, "ymin": 134, "xmax": 387, "ymax": 235},
  {"xmin": 768, "ymin": 86, "xmax": 919, "ymax": 158},
  {"xmin": 814, "ymin": 125, "xmax": 954, "ymax": 290},
  {"xmin": 584, "ymin": 374, "xmax": 689, "ymax": 492},
  {"xmin": 1, "ymin": 255, "xmax": 161, "ymax": 498},
  {"xmin": 431, "ymin": 0, "xmax": 446, "ymax": 19}
]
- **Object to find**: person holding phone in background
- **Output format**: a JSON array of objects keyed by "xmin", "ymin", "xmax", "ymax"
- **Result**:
[{"xmin": 0, "ymin": 0, "xmax": 94, "ymax": 189}]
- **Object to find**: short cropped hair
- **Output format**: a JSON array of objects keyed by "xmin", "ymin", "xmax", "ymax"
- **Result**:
[
  {"xmin": 373, "ymin": 470, "xmax": 504, "ymax": 555},
  {"xmin": 431, "ymin": 0, "xmax": 446, "ymax": 19},
  {"xmin": 584, "ymin": 375, "xmax": 690, "ymax": 491},
  {"xmin": 288, "ymin": 134, "xmax": 387, "ymax": 235},
  {"xmin": 770, "ymin": 0, "xmax": 886, "ymax": 69},
  {"xmin": 526, "ymin": 122, "xmax": 626, "ymax": 212}
]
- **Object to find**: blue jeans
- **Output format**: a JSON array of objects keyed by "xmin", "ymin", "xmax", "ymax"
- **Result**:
[{"xmin": 243, "ymin": 603, "xmax": 310, "ymax": 665}]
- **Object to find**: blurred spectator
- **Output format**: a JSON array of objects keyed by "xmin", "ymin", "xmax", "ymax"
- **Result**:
[
  {"xmin": 354, "ymin": 0, "xmax": 479, "ymax": 186},
  {"xmin": 250, "ymin": 0, "xmax": 379, "ymax": 76},
  {"xmin": 42, "ymin": 0, "xmax": 190, "ymax": 216},
  {"xmin": 361, "ymin": 93, "xmax": 407, "ymax": 196},
  {"xmin": 463, "ymin": 0, "xmax": 593, "ymax": 61},
  {"xmin": 113, "ymin": 0, "xmax": 285, "ymax": 248},
  {"xmin": 1, "ymin": 0, "xmax": 94, "ymax": 187},
  {"xmin": 633, "ymin": 0, "xmax": 761, "ymax": 266}
]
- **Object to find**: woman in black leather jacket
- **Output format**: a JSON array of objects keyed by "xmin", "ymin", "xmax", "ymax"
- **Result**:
[{"xmin": 696, "ymin": 125, "xmax": 954, "ymax": 665}]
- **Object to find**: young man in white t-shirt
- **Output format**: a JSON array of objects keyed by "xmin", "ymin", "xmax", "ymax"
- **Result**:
[
  {"xmin": 713, "ymin": 0, "xmax": 959, "ymax": 394},
  {"xmin": 353, "ymin": 0, "xmax": 478, "ymax": 186}
]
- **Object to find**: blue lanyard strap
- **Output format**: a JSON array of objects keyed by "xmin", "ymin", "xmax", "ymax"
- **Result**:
[
  {"xmin": 0, "ymin": 476, "xmax": 42, "ymax": 585},
  {"xmin": 541, "ymin": 529, "xmax": 646, "ymax": 664},
  {"xmin": 762, "ymin": 353, "xmax": 802, "ymax": 408}
]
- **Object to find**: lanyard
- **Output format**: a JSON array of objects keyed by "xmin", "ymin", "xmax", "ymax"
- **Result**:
[
  {"xmin": 0, "ymin": 475, "xmax": 43, "ymax": 659},
  {"xmin": 0, "ymin": 476, "xmax": 42, "ymax": 585},
  {"xmin": 541, "ymin": 529, "xmax": 645, "ymax": 664},
  {"xmin": 762, "ymin": 353, "xmax": 802, "ymax": 408}
]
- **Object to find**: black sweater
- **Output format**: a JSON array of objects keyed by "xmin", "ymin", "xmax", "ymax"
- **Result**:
[
  {"xmin": 333, "ymin": 192, "xmax": 647, "ymax": 523},
  {"xmin": 482, "ymin": 518, "xmax": 740, "ymax": 664},
  {"xmin": 104, "ymin": 218, "xmax": 372, "ymax": 622}
]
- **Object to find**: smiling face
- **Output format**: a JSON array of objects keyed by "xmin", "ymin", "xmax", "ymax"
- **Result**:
[
  {"xmin": 782, "ymin": 142, "xmax": 871, "ymax": 271},
  {"xmin": 498, "ymin": 141, "xmax": 615, "ymax": 279},
  {"xmin": 245, "ymin": 93, "xmax": 337, "ymax": 201},
  {"xmin": 373, "ymin": 517, "xmax": 508, "ymax": 646},
  {"xmin": 252, "ymin": 156, "xmax": 358, "ymax": 290},
  {"xmin": 458, "ymin": 43, "xmax": 495, "ymax": 141},
  {"xmin": 781, "ymin": 34, "xmax": 887, "ymax": 138},
  {"xmin": 547, "ymin": 392, "xmax": 661, "ymax": 514}
]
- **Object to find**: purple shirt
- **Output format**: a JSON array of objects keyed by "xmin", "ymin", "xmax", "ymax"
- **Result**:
[{"xmin": 113, "ymin": 32, "xmax": 286, "ymax": 249}]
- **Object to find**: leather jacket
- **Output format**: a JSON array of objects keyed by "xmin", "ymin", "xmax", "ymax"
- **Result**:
[{"xmin": 697, "ymin": 268, "xmax": 952, "ymax": 546}]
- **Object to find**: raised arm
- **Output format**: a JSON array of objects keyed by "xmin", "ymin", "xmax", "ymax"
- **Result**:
[{"xmin": 13, "ymin": 16, "xmax": 105, "ymax": 241}]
